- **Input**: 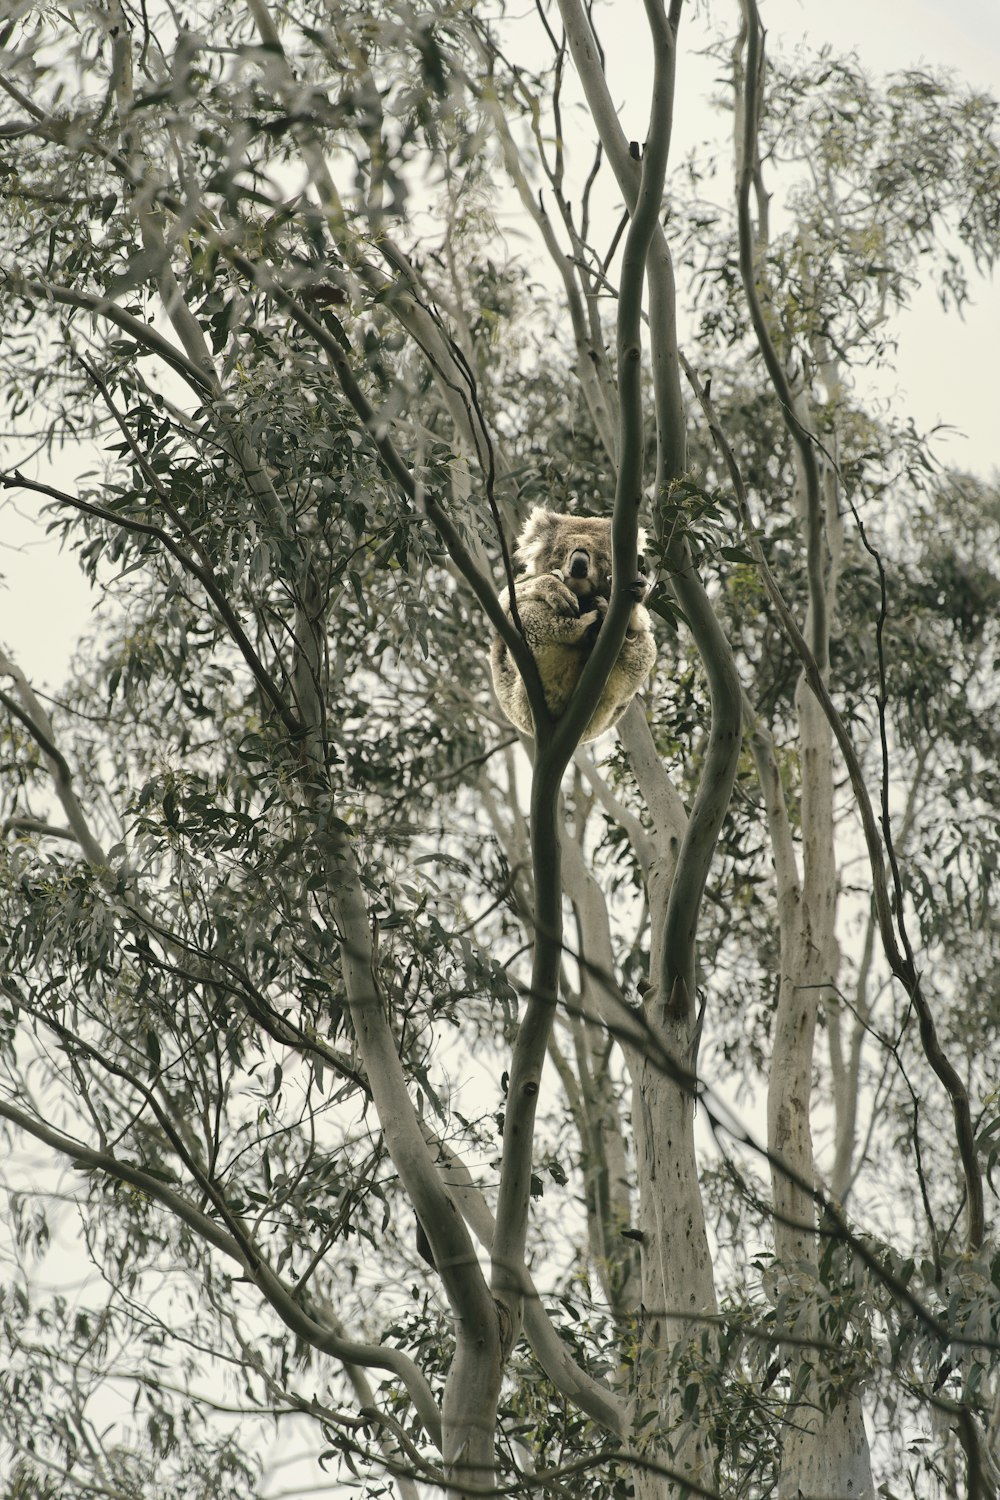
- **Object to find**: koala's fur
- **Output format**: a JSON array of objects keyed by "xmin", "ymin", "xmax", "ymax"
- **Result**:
[{"xmin": 490, "ymin": 507, "xmax": 656, "ymax": 742}]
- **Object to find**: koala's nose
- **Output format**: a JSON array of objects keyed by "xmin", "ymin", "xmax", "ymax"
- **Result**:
[{"xmin": 569, "ymin": 549, "xmax": 591, "ymax": 579}]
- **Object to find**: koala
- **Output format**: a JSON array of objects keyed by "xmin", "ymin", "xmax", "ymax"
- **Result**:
[{"xmin": 490, "ymin": 507, "xmax": 656, "ymax": 742}]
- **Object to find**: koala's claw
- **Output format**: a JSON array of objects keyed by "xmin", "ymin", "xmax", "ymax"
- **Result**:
[{"xmin": 582, "ymin": 603, "xmax": 604, "ymax": 646}]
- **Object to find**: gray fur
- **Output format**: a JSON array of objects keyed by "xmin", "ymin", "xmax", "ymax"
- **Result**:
[{"xmin": 490, "ymin": 507, "xmax": 656, "ymax": 742}]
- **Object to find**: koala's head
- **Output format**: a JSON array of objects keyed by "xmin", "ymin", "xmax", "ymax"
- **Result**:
[{"xmin": 514, "ymin": 506, "xmax": 649, "ymax": 604}]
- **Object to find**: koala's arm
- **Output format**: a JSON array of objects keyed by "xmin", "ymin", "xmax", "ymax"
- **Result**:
[
  {"xmin": 582, "ymin": 601, "xmax": 657, "ymax": 740},
  {"xmin": 491, "ymin": 572, "xmax": 600, "ymax": 734},
  {"xmin": 509, "ymin": 572, "xmax": 600, "ymax": 648},
  {"xmin": 619, "ymin": 604, "xmax": 657, "ymax": 680},
  {"xmin": 491, "ymin": 572, "xmax": 655, "ymax": 741}
]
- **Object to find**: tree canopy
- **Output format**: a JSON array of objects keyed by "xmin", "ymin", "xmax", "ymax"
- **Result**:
[{"xmin": 1, "ymin": 2, "xmax": 999, "ymax": 1498}]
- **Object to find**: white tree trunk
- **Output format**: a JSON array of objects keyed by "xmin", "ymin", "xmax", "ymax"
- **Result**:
[
  {"xmin": 779, "ymin": 1400, "xmax": 877, "ymax": 1500},
  {"xmin": 632, "ymin": 1025, "xmax": 720, "ymax": 1496},
  {"xmin": 766, "ymin": 463, "xmax": 874, "ymax": 1500}
]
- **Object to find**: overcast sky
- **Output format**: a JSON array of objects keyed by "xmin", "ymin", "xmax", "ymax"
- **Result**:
[{"xmin": 2, "ymin": 0, "xmax": 998, "ymax": 691}]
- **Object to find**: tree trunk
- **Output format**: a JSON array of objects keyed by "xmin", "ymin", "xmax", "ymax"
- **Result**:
[
  {"xmin": 632, "ymin": 1017, "xmax": 719, "ymax": 1495},
  {"xmin": 766, "ymin": 471, "xmax": 874, "ymax": 1500},
  {"xmin": 442, "ymin": 1330, "xmax": 504, "ymax": 1498}
]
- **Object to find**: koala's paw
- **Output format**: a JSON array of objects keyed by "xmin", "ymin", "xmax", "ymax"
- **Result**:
[
  {"xmin": 518, "ymin": 571, "xmax": 580, "ymax": 618},
  {"xmin": 582, "ymin": 596, "xmax": 607, "ymax": 645},
  {"xmin": 627, "ymin": 577, "xmax": 649, "ymax": 602},
  {"xmin": 555, "ymin": 582, "xmax": 585, "ymax": 616},
  {"xmin": 577, "ymin": 595, "xmax": 608, "ymax": 622}
]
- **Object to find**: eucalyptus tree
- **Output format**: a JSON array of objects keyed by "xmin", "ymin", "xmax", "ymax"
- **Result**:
[{"xmin": 1, "ymin": 2, "xmax": 999, "ymax": 1499}]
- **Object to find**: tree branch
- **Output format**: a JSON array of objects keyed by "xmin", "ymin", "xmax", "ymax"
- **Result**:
[
  {"xmin": 424, "ymin": 1130, "xmax": 627, "ymax": 1440},
  {"xmin": 0, "ymin": 1097, "xmax": 443, "ymax": 1446},
  {"xmin": 0, "ymin": 472, "xmax": 302, "ymax": 741},
  {"xmin": 0, "ymin": 651, "xmax": 108, "ymax": 865},
  {"xmin": 555, "ymin": 0, "xmax": 743, "ymax": 1020},
  {"xmin": 679, "ymin": 349, "xmax": 985, "ymax": 1251},
  {"xmin": 9, "ymin": 275, "xmax": 214, "ymax": 398},
  {"xmin": 490, "ymin": 0, "xmax": 678, "ymax": 1344}
]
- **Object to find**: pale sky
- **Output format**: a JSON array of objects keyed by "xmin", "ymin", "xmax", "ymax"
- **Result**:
[{"xmin": 2, "ymin": 0, "xmax": 997, "ymax": 691}]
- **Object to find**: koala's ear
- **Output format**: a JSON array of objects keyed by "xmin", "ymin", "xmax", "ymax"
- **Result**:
[
  {"xmin": 520, "ymin": 506, "xmax": 553, "ymax": 543},
  {"xmin": 636, "ymin": 525, "xmax": 649, "ymax": 554},
  {"xmin": 515, "ymin": 506, "xmax": 555, "ymax": 570}
]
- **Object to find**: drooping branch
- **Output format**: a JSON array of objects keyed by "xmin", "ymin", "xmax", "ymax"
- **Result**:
[
  {"xmin": 216, "ymin": 248, "xmax": 542, "ymax": 713},
  {"xmin": 0, "ymin": 1098, "xmax": 444, "ymax": 1447},
  {"xmin": 0, "ymin": 646, "xmax": 373, "ymax": 1098},
  {"xmin": 0, "ymin": 473, "xmax": 303, "ymax": 741},
  {"xmin": 9, "ymin": 275, "xmax": 214, "ymax": 397},
  {"xmin": 0, "ymin": 652, "xmax": 109, "ymax": 866}
]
